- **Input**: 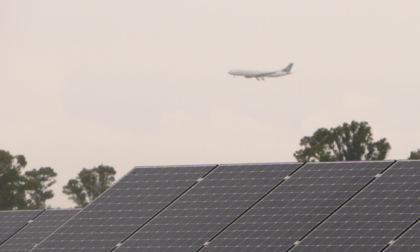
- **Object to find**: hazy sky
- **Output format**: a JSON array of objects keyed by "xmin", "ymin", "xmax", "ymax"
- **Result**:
[{"xmin": 1, "ymin": 0, "xmax": 419, "ymax": 208}]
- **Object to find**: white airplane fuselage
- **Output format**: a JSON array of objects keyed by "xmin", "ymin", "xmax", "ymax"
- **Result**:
[
  {"xmin": 228, "ymin": 70, "xmax": 289, "ymax": 78},
  {"xmin": 228, "ymin": 63, "xmax": 293, "ymax": 81}
]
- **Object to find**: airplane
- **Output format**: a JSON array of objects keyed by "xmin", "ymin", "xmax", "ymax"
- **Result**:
[{"xmin": 228, "ymin": 63, "xmax": 293, "ymax": 81}]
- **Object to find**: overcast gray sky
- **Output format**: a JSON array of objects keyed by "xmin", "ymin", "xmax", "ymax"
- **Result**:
[{"xmin": 1, "ymin": 0, "xmax": 419, "ymax": 208}]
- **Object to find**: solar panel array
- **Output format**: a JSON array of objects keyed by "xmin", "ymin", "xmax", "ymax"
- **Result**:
[
  {"xmin": 31, "ymin": 165, "xmax": 217, "ymax": 251},
  {"xmin": 0, "ymin": 161, "xmax": 418, "ymax": 252},
  {"xmin": 115, "ymin": 163, "xmax": 302, "ymax": 251},
  {"xmin": 0, "ymin": 210, "xmax": 43, "ymax": 245},
  {"xmin": 386, "ymin": 220, "xmax": 420, "ymax": 252},
  {"xmin": 201, "ymin": 161, "xmax": 393, "ymax": 251},
  {"xmin": 291, "ymin": 161, "xmax": 420, "ymax": 252},
  {"xmin": 0, "ymin": 209, "xmax": 78, "ymax": 251}
]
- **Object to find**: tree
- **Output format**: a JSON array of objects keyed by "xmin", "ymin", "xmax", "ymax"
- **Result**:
[
  {"xmin": 63, "ymin": 165, "xmax": 116, "ymax": 208},
  {"xmin": 408, "ymin": 149, "xmax": 420, "ymax": 160},
  {"xmin": 0, "ymin": 149, "xmax": 57, "ymax": 210},
  {"xmin": 24, "ymin": 167, "xmax": 57, "ymax": 209},
  {"xmin": 0, "ymin": 150, "xmax": 27, "ymax": 210},
  {"xmin": 294, "ymin": 121, "xmax": 391, "ymax": 162}
]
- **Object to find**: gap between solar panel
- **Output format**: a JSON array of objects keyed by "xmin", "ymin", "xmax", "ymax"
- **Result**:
[
  {"xmin": 109, "ymin": 164, "xmax": 220, "ymax": 252},
  {"xmin": 0, "ymin": 210, "xmax": 46, "ymax": 247},
  {"xmin": 380, "ymin": 217, "xmax": 420, "ymax": 251},
  {"xmin": 196, "ymin": 163, "xmax": 306, "ymax": 251},
  {"xmin": 27, "ymin": 168, "xmax": 141, "ymax": 252},
  {"xmin": 286, "ymin": 160, "xmax": 399, "ymax": 252}
]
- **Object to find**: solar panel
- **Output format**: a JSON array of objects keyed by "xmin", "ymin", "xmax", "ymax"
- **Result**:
[
  {"xmin": 31, "ymin": 165, "xmax": 216, "ymax": 251},
  {"xmin": 114, "ymin": 163, "xmax": 302, "ymax": 251},
  {"xmin": 291, "ymin": 161, "xmax": 420, "ymax": 252},
  {"xmin": 0, "ymin": 210, "xmax": 43, "ymax": 245},
  {"xmin": 386, "ymin": 219, "xmax": 420, "ymax": 252},
  {"xmin": 0, "ymin": 209, "xmax": 79, "ymax": 251},
  {"xmin": 201, "ymin": 161, "xmax": 393, "ymax": 251}
]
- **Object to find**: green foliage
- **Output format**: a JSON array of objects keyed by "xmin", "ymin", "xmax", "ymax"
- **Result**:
[
  {"xmin": 63, "ymin": 179, "xmax": 87, "ymax": 208},
  {"xmin": 0, "ymin": 150, "xmax": 56, "ymax": 210},
  {"xmin": 408, "ymin": 149, "xmax": 420, "ymax": 160},
  {"xmin": 63, "ymin": 165, "xmax": 116, "ymax": 208},
  {"xmin": 0, "ymin": 150, "xmax": 27, "ymax": 210},
  {"xmin": 294, "ymin": 121, "xmax": 391, "ymax": 162},
  {"xmin": 24, "ymin": 167, "xmax": 57, "ymax": 209}
]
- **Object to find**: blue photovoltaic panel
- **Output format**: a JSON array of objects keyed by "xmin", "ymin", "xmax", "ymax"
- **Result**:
[
  {"xmin": 292, "ymin": 161, "xmax": 420, "ymax": 252},
  {"xmin": 0, "ymin": 209, "xmax": 79, "ymax": 251},
  {"xmin": 202, "ymin": 161, "xmax": 392, "ymax": 251},
  {"xmin": 386, "ymin": 220, "xmax": 420, "ymax": 252},
  {"xmin": 32, "ymin": 165, "xmax": 216, "ymax": 252},
  {"xmin": 115, "ymin": 163, "xmax": 302, "ymax": 252},
  {"xmin": 0, "ymin": 210, "xmax": 43, "ymax": 245},
  {"xmin": 1, "ymin": 160, "xmax": 417, "ymax": 252}
]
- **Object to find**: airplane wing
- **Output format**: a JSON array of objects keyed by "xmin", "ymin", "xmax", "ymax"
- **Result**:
[{"xmin": 248, "ymin": 71, "xmax": 277, "ymax": 78}]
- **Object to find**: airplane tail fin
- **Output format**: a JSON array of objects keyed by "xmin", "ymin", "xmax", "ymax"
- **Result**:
[{"xmin": 282, "ymin": 63, "xmax": 293, "ymax": 73}]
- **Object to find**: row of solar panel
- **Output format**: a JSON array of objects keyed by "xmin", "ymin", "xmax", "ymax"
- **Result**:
[{"xmin": 0, "ymin": 161, "xmax": 418, "ymax": 252}]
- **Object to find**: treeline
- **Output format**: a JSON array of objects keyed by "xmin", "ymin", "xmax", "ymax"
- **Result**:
[
  {"xmin": 0, "ymin": 150, "xmax": 56, "ymax": 210},
  {"xmin": 0, "ymin": 150, "xmax": 116, "ymax": 210},
  {"xmin": 1, "ymin": 121, "xmax": 419, "ymax": 210},
  {"xmin": 294, "ymin": 121, "xmax": 419, "ymax": 162}
]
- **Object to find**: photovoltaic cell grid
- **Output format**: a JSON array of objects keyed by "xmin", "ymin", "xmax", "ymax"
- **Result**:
[
  {"xmin": 386, "ymin": 219, "xmax": 420, "ymax": 252},
  {"xmin": 0, "ymin": 210, "xmax": 43, "ymax": 245},
  {"xmin": 0, "ymin": 209, "xmax": 79, "ymax": 251},
  {"xmin": 32, "ymin": 165, "xmax": 216, "ymax": 252},
  {"xmin": 1, "ymin": 161, "xmax": 418, "ymax": 252},
  {"xmin": 292, "ymin": 160, "xmax": 420, "ymax": 252},
  {"xmin": 115, "ymin": 163, "xmax": 302, "ymax": 252},
  {"xmin": 201, "ymin": 161, "xmax": 393, "ymax": 251}
]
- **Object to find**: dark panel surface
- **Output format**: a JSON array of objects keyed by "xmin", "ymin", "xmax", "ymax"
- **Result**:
[
  {"xmin": 202, "ymin": 161, "xmax": 392, "ymax": 251},
  {"xmin": 0, "ymin": 209, "xmax": 79, "ymax": 251},
  {"xmin": 292, "ymin": 161, "xmax": 420, "ymax": 252},
  {"xmin": 0, "ymin": 210, "xmax": 43, "ymax": 245},
  {"xmin": 32, "ymin": 165, "xmax": 215, "ymax": 251},
  {"xmin": 115, "ymin": 163, "xmax": 302, "ymax": 252},
  {"xmin": 386, "ymin": 220, "xmax": 420, "ymax": 252}
]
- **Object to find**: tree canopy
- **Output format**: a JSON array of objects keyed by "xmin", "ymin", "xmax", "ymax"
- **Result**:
[
  {"xmin": 24, "ymin": 167, "xmax": 57, "ymax": 209},
  {"xmin": 63, "ymin": 165, "xmax": 116, "ymax": 208},
  {"xmin": 294, "ymin": 121, "xmax": 391, "ymax": 162},
  {"xmin": 0, "ymin": 150, "xmax": 27, "ymax": 210},
  {"xmin": 408, "ymin": 149, "xmax": 420, "ymax": 160},
  {"xmin": 0, "ymin": 150, "xmax": 57, "ymax": 210}
]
